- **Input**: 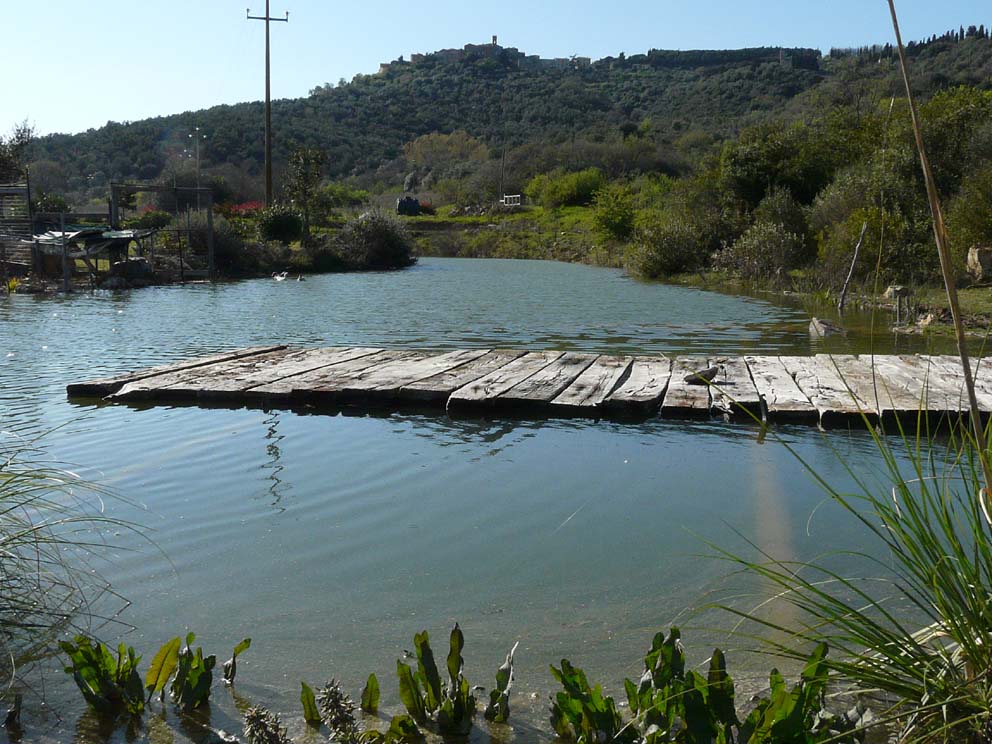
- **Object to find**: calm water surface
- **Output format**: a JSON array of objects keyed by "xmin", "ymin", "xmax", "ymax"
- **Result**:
[{"xmin": 0, "ymin": 259, "xmax": 948, "ymax": 742}]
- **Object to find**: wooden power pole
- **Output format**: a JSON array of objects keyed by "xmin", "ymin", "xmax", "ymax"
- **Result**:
[{"xmin": 247, "ymin": 1, "xmax": 289, "ymax": 207}]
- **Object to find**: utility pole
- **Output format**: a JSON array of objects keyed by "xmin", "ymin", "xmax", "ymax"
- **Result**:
[{"xmin": 247, "ymin": 1, "xmax": 289, "ymax": 207}]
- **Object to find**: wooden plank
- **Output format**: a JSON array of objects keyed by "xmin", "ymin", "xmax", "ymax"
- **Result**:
[
  {"xmin": 302, "ymin": 350, "xmax": 427, "ymax": 403},
  {"xmin": 112, "ymin": 347, "xmax": 379, "ymax": 401},
  {"xmin": 334, "ymin": 349, "xmax": 491, "ymax": 400},
  {"xmin": 110, "ymin": 347, "xmax": 298, "ymax": 400},
  {"xmin": 447, "ymin": 351, "xmax": 563, "ymax": 409},
  {"xmin": 67, "ymin": 345, "xmax": 287, "ymax": 397},
  {"xmin": 822, "ymin": 355, "xmax": 958, "ymax": 425},
  {"xmin": 709, "ymin": 357, "xmax": 763, "ymax": 419},
  {"xmin": 401, "ymin": 350, "xmax": 526, "ymax": 402},
  {"xmin": 867, "ymin": 355, "xmax": 972, "ymax": 422},
  {"xmin": 551, "ymin": 355, "xmax": 633, "ymax": 411},
  {"xmin": 745, "ymin": 356, "xmax": 816, "ymax": 421},
  {"xmin": 901, "ymin": 355, "xmax": 992, "ymax": 411},
  {"xmin": 661, "ymin": 357, "xmax": 713, "ymax": 418},
  {"xmin": 780, "ymin": 355, "xmax": 874, "ymax": 426},
  {"xmin": 247, "ymin": 349, "xmax": 399, "ymax": 399},
  {"xmin": 602, "ymin": 357, "xmax": 671, "ymax": 413},
  {"xmin": 497, "ymin": 352, "xmax": 597, "ymax": 407}
]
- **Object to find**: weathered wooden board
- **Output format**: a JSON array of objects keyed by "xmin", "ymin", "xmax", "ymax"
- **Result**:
[
  {"xmin": 745, "ymin": 356, "xmax": 816, "ymax": 421},
  {"xmin": 497, "ymin": 352, "xmax": 597, "ymax": 407},
  {"xmin": 247, "ymin": 348, "xmax": 395, "ymax": 399},
  {"xmin": 111, "ymin": 347, "xmax": 298, "ymax": 400},
  {"xmin": 447, "ymin": 351, "xmax": 563, "ymax": 409},
  {"xmin": 67, "ymin": 345, "xmax": 286, "ymax": 397},
  {"xmin": 551, "ymin": 355, "xmax": 633, "ymax": 411},
  {"xmin": 335, "ymin": 349, "xmax": 491, "ymax": 400},
  {"xmin": 401, "ymin": 350, "xmax": 526, "ymax": 402},
  {"xmin": 781, "ymin": 355, "xmax": 874, "ymax": 425},
  {"xmin": 305, "ymin": 351, "xmax": 428, "ymax": 403},
  {"xmin": 661, "ymin": 357, "xmax": 713, "ymax": 417},
  {"xmin": 602, "ymin": 357, "xmax": 671, "ymax": 413},
  {"xmin": 901, "ymin": 355, "xmax": 992, "ymax": 411},
  {"xmin": 113, "ymin": 347, "xmax": 382, "ymax": 402},
  {"xmin": 709, "ymin": 356, "xmax": 762, "ymax": 419}
]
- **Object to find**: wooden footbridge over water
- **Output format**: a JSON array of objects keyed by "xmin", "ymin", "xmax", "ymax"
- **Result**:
[{"xmin": 66, "ymin": 345, "xmax": 992, "ymax": 427}]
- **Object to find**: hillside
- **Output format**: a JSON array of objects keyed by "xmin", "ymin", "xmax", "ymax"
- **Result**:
[{"xmin": 25, "ymin": 31, "xmax": 992, "ymax": 203}]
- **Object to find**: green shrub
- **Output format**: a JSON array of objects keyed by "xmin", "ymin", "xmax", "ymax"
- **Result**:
[
  {"xmin": 626, "ymin": 214, "xmax": 707, "ymax": 278},
  {"xmin": 134, "ymin": 209, "xmax": 172, "ymax": 229},
  {"xmin": 753, "ymin": 186, "xmax": 810, "ymax": 248},
  {"xmin": 336, "ymin": 210, "xmax": 416, "ymax": 270},
  {"xmin": 181, "ymin": 212, "xmax": 251, "ymax": 274},
  {"xmin": 259, "ymin": 206, "xmax": 304, "ymax": 244},
  {"xmin": 525, "ymin": 168, "xmax": 606, "ymax": 208},
  {"xmin": 715, "ymin": 220, "xmax": 806, "ymax": 280},
  {"xmin": 592, "ymin": 184, "xmax": 635, "ymax": 241}
]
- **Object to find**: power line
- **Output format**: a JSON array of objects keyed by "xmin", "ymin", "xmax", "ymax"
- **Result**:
[{"xmin": 247, "ymin": 2, "xmax": 289, "ymax": 207}]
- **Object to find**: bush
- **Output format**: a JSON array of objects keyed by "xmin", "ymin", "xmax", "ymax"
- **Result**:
[
  {"xmin": 134, "ymin": 208, "xmax": 172, "ymax": 229},
  {"xmin": 753, "ymin": 186, "xmax": 810, "ymax": 247},
  {"xmin": 715, "ymin": 220, "xmax": 806, "ymax": 280},
  {"xmin": 259, "ymin": 206, "xmax": 304, "ymax": 244},
  {"xmin": 336, "ymin": 210, "xmax": 416, "ymax": 270},
  {"xmin": 626, "ymin": 213, "xmax": 708, "ymax": 278},
  {"xmin": 179, "ymin": 212, "xmax": 251, "ymax": 274},
  {"xmin": 525, "ymin": 168, "xmax": 606, "ymax": 208},
  {"xmin": 592, "ymin": 184, "xmax": 635, "ymax": 241}
]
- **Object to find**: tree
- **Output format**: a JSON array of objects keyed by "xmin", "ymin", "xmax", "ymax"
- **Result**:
[
  {"xmin": 0, "ymin": 121, "xmax": 33, "ymax": 183},
  {"xmin": 282, "ymin": 146, "xmax": 327, "ymax": 246}
]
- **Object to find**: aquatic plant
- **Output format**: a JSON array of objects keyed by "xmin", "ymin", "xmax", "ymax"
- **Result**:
[
  {"xmin": 551, "ymin": 631, "xmax": 863, "ymax": 744},
  {"xmin": 484, "ymin": 641, "xmax": 518, "ymax": 723},
  {"xmin": 316, "ymin": 679, "xmax": 360, "ymax": 741},
  {"xmin": 361, "ymin": 673, "xmax": 380, "ymax": 714},
  {"xmin": 223, "ymin": 637, "xmax": 252, "ymax": 684},
  {"xmin": 244, "ymin": 705, "xmax": 293, "ymax": 744},
  {"xmin": 396, "ymin": 624, "xmax": 476, "ymax": 735},
  {"xmin": 60, "ymin": 636, "xmax": 144, "ymax": 716},
  {"xmin": 169, "ymin": 632, "xmax": 217, "ymax": 711}
]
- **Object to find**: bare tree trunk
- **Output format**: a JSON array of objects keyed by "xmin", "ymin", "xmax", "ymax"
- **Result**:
[{"xmin": 837, "ymin": 221, "xmax": 869, "ymax": 314}]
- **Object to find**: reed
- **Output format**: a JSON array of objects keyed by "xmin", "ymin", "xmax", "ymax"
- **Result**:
[{"xmin": 0, "ymin": 432, "xmax": 135, "ymax": 692}]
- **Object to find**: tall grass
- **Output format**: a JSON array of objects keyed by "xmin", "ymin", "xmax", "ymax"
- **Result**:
[{"xmin": 0, "ymin": 431, "xmax": 135, "ymax": 695}]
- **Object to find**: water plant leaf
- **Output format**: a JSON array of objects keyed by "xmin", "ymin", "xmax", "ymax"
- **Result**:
[
  {"xmin": 145, "ymin": 637, "xmax": 181, "ymax": 700},
  {"xmin": 300, "ymin": 681, "xmax": 321, "ymax": 725},
  {"xmin": 223, "ymin": 637, "xmax": 251, "ymax": 684},
  {"xmin": 446, "ymin": 624, "xmax": 464, "ymax": 688},
  {"xmin": 385, "ymin": 714, "xmax": 422, "ymax": 742},
  {"xmin": 396, "ymin": 659, "xmax": 426, "ymax": 723},
  {"xmin": 706, "ymin": 648, "xmax": 738, "ymax": 727},
  {"xmin": 484, "ymin": 641, "xmax": 518, "ymax": 723},
  {"xmin": 361, "ymin": 673, "xmax": 380, "ymax": 714},
  {"xmin": 413, "ymin": 630, "xmax": 441, "ymax": 713}
]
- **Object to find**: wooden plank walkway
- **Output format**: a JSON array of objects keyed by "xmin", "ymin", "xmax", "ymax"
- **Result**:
[{"xmin": 66, "ymin": 346, "xmax": 992, "ymax": 427}]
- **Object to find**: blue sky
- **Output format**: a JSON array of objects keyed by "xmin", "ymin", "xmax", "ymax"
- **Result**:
[{"xmin": 4, "ymin": 0, "xmax": 989, "ymax": 136}]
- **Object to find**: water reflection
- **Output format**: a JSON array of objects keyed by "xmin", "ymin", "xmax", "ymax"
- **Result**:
[{"xmin": 261, "ymin": 410, "xmax": 289, "ymax": 509}]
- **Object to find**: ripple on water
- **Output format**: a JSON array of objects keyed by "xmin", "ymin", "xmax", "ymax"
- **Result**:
[{"xmin": 0, "ymin": 259, "xmax": 950, "ymax": 740}]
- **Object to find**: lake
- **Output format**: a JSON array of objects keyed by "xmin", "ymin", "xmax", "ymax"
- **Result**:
[{"xmin": 0, "ymin": 258, "xmax": 949, "ymax": 742}]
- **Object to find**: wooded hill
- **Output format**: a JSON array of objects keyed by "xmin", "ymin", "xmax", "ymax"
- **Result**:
[{"xmin": 24, "ymin": 30, "xmax": 992, "ymax": 200}]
